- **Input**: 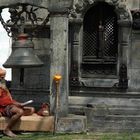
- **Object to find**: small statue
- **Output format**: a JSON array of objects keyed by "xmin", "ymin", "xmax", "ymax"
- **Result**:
[{"xmin": 118, "ymin": 64, "xmax": 128, "ymax": 89}]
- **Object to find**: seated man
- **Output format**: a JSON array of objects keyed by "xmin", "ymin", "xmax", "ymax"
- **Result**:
[{"xmin": 0, "ymin": 68, "xmax": 35, "ymax": 137}]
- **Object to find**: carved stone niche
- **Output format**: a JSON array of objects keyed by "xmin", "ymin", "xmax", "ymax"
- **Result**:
[
  {"xmin": 69, "ymin": 0, "xmax": 132, "ymax": 88},
  {"xmin": 131, "ymin": 10, "xmax": 140, "ymax": 30}
]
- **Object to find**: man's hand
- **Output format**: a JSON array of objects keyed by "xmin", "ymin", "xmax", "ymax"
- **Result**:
[{"xmin": 13, "ymin": 102, "xmax": 22, "ymax": 107}]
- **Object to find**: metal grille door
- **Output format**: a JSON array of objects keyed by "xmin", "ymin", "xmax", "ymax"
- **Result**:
[{"xmin": 82, "ymin": 2, "xmax": 118, "ymax": 78}]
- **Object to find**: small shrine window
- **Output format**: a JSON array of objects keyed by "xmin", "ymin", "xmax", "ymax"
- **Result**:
[{"xmin": 82, "ymin": 2, "xmax": 118, "ymax": 78}]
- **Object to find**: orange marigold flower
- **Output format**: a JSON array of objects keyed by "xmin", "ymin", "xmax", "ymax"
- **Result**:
[{"xmin": 53, "ymin": 74, "xmax": 62, "ymax": 81}]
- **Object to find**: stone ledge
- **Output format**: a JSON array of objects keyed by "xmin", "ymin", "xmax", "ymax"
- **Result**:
[
  {"xmin": 0, "ymin": 114, "xmax": 54, "ymax": 132},
  {"xmin": 56, "ymin": 115, "xmax": 87, "ymax": 133},
  {"xmin": 0, "ymin": 114, "xmax": 87, "ymax": 133}
]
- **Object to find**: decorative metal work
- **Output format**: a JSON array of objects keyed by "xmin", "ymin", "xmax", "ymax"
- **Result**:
[
  {"xmin": 82, "ymin": 2, "xmax": 118, "ymax": 77},
  {"xmin": 0, "ymin": 4, "xmax": 49, "ymax": 38}
]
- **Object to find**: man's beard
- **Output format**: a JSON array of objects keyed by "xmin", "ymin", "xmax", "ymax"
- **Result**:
[{"xmin": 0, "ymin": 79, "xmax": 7, "ymax": 89}]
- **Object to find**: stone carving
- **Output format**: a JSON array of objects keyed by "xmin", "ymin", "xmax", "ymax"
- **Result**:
[
  {"xmin": 70, "ymin": 0, "xmax": 129, "ymax": 20},
  {"xmin": 118, "ymin": 64, "xmax": 128, "ymax": 89},
  {"xmin": 86, "ymin": 0, "xmax": 95, "ymax": 4},
  {"xmin": 73, "ymin": 0, "xmax": 95, "ymax": 13},
  {"xmin": 132, "ymin": 10, "xmax": 140, "ymax": 30},
  {"xmin": 74, "ymin": 0, "xmax": 84, "ymax": 13}
]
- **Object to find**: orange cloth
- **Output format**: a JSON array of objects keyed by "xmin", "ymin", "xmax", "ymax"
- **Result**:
[{"xmin": 0, "ymin": 87, "xmax": 16, "ymax": 113}]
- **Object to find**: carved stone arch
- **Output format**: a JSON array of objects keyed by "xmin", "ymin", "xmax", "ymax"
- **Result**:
[{"xmin": 72, "ymin": 0, "xmax": 132, "ymax": 21}]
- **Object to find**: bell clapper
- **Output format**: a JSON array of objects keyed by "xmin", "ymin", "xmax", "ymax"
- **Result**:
[{"xmin": 20, "ymin": 68, "xmax": 24, "ymax": 86}]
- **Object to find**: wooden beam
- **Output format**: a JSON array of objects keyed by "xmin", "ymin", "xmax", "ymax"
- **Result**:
[{"xmin": 0, "ymin": 114, "xmax": 54, "ymax": 132}]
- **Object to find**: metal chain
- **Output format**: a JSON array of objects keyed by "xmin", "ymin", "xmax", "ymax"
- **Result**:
[{"xmin": 0, "ymin": 9, "xmax": 12, "ymax": 37}]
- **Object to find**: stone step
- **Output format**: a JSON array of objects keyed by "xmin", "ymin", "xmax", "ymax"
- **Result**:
[
  {"xmin": 69, "ymin": 96, "xmax": 140, "ymax": 132},
  {"xmin": 69, "ymin": 105, "xmax": 87, "ymax": 115},
  {"xmin": 56, "ymin": 114, "xmax": 87, "ymax": 133},
  {"xmin": 69, "ymin": 96, "xmax": 140, "ymax": 120},
  {"xmin": 94, "ymin": 115, "xmax": 140, "ymax": 121},
  {"xmin": 69, "ymin": 96, "xmax": 140, "ymax": 107},
  {"xmin": 90, "ymin": 115, "xmax": 140, "ymax": 132},
  {"xmin": 70, "ymin": 90, "xmax": 140, "ymax": 98},
  {"xmin": 69, "ymin": 105, "xmax": 140, "ymax": 115},
  {"xmin": 69, "ymin": 106, "xmax": 140, "ymax": 132},
  {"xmin": 106, "ymin": 107, "xmax": 140, "ymax": 115}
]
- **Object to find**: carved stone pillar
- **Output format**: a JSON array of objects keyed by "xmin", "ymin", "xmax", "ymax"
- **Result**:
[
  {"xmin": 118, "ymin": 19, "xmax": 132, "ymax": 89},
  {"xmin": 118, "ymin": 19, "xmax": 131, "ymax": 63},
  {"xmin": 48, "ymin": 0, "xmax": 73, "ymax": 117},
  {"xmin": 70, "ymin": 20, "xmax": 82, "ymax": 87}
]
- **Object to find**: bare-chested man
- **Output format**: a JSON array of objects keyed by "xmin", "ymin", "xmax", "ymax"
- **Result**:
[{"xmin": 0, "ymin": 68, "xmax": 35, "ymax": 137}]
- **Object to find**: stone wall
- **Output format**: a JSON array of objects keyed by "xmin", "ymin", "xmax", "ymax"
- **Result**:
[
  {"xmin": 126, "ymin": 0, "xmax": 140, "ymax": 10},
  {"xmin": 1, "ymin": 0, "xmax": 140, "ymax": 108}
]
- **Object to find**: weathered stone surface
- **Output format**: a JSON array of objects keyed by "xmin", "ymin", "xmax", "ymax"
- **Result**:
[
  {"xmin": 81, "ymin": 78, "xmax": 118, "ymax": 87},
  {"xmin": 48, "ymin": 0, "xmax": 73, "ymax": 12},
  {"xmin": 90, "ymin": 115, "xmax": 140, "ymax": 132},
  {"xmin": 69, "ymin": 96, "xmax": 140, "ymax": 107},
  {"xmin": 33, "ymin": 38, "xmax": 50, "ymax": 52},
  {"xmin": 126, "ymin": 0, "xmax": 140, "ymax": 10},
  {"xmin": 49, "ymin": 13, "xmax": 69, "ymax": 117},
  {"xmin": 56, "ymin": 115, "xmax": 87, "ymax": 133},
  {"xmin": 0, "ymin": 0, "xmax": 48, "ymax": 9},
  {"xmin": 11, "ymin": 89, "xmax": 50, "ymax": 110},
  {"xmin": 69, "ymin": 96, "xmax": 140, "ymax": 132},
  {"xmin": 130, "ymin": 32, "xmax": 140, "ymax": 68},
  {"xmin": 129, "ymin": 69, "xmax": 140, "ymax": 90}
]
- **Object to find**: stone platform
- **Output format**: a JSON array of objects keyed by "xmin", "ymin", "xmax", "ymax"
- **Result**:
[
  {"xmin": 69, "ymin": 96, "xmax": 140, "ymax": 132},
  {"xmin": 0, "ymin": 114, "xmax": 87, "ymax": 133},
  {"xmin": 0, "ymin": 114, "xmax": 54, "ymax": 132},
  {"xmin": 56, "ymin": 114, "xmax": 87, "ymax": 133}
]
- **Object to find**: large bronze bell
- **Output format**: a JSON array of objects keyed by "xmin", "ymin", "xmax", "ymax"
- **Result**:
[{"xmin": 3, "ymin": 33, "xmax": 44, "ymax": 68}]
